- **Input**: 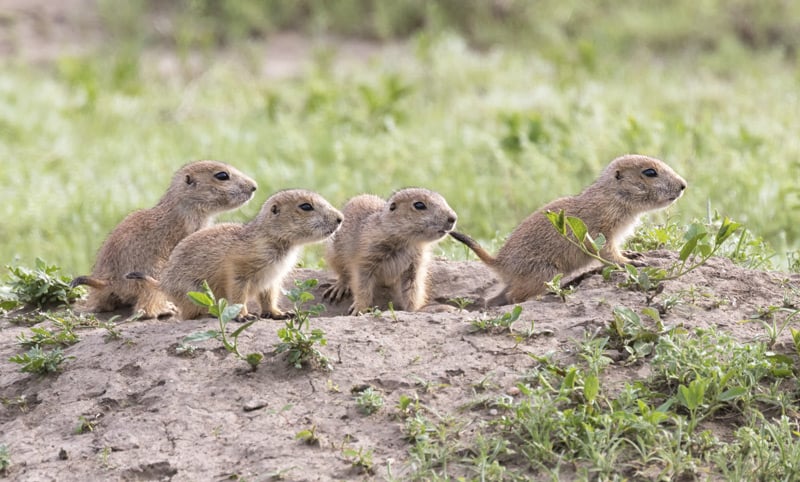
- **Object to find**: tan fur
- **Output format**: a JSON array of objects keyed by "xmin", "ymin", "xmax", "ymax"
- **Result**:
[
  {"xmin": 150, "ymin": 189, "xmax": 342, "ymax": 320},
  {"xmin": 323, "ymin": 188, "xmax": 457, "ymax": 315},
  {"xmin": 72, "ymin": 161, "xmax": 257, "ymax": 318},
  {"xmin": 451, "ymin": 154, "xmax": 687, "ymax": 305}
]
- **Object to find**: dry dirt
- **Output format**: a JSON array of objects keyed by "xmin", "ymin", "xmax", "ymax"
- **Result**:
[{"xmin": 2, "ymin": 253, "xmax": 799, "ymax": 481}]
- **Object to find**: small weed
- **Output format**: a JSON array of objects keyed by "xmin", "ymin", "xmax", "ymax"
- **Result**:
[
  {"xmin": 546, "ymin": 212, "xmax": 742, "ymax": 302},
  {"xmin": 9, "ymin": 346, "xmax": 73, "ymax": 374},
  {"xmin": 75, "ymin": 414, "xmax": 101, "ymax": 434},
  {"xmin": 354, "ymin": 387, "xmax": 384, "ymax": 415},
  {"xmin": 5, "ymin": 258, "xmax": 85, "ymax": 308},
  {"xmin": 174, "ymin": 343, "xmax": 198, "ymax": 356},
  {"xmin": 544, "ymin": 273, "xmax": 576, "ymax": 302},
  {"xmin": 0, "ymin": 444, "xmax": 10, "ymax": 474},
  {"xmin": 1, "ymin": 395, "xmax": 29, "ymax": 413},
  {"xmin": 295, "ymin": 425, "xmax": 320, "ymax": 446},
  {"xmin": 100, "ymin": 316, "xmax": 123, "ymax": 342},
  {"xmin": 182, "ymin": 281, "xmax": 263, "ymax": 371},
  {"xmin": 448, "ymin": 296, "xmax": 475, "ymax": 312},
  {"xmin": 396, "ymin": 393, "xmax": 423, "ymax": 418},
  {"xmin": 469, "ymin": 305, "xmax": 523, "ymax": 334},
  {"xmin": 98, "ymin": 446, "xmax": 114, "ymax": 469},
  {"xmin": 16, "ymin": 313, "xmax": 80, "ymax": 348},
  {"xmin": 342, "ymin": 446, "xmax": 375, "ymax": 475},
  {"xmin": 275, "ymin": 279, "xmax": 331, "ymax": 370}
]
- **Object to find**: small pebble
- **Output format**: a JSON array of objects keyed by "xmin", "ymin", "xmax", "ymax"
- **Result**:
[
  {"xmin": 489, "ymin": 409, "xmax": 498, "ymax": 416},
  {"xmin": 243, "ymin": 400, "xmax": 268, "ymax": 412},
  {"xmin": 507, "ymin": 386, "xmax": 521, "ymax": 396}
]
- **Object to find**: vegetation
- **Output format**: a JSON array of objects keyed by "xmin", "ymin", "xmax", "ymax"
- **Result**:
[
  {"xmin": 182, "ymin": 281, "xmax": 264, "ymax": 371},
  {"xmin": 2, "ymin": 2, "xmax": 800, "ymax": 479},
  {"xmin": 3, "ymin": 1, "xmax": 800, "ymax": 274},
  {"xmin": 274, "ymin": 279, "xmax": 331, "ymax": 370}
]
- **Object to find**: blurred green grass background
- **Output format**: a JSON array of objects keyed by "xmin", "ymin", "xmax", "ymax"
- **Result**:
[{"xmin": 2, "ymin": 0, "xmax": 799, "ymax": 274}]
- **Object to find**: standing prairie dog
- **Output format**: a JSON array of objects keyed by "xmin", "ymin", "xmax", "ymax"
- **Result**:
[
  {"xmin": 71, "ymin": 161, "xmax": 257, "ymax": 318},
  {"xmin": 130, "ymin": 189, "xmax": 343, "ymax": 320},
  {"xmin": 323, "ymin": 188, "xmax": 458, "ymax": 315},
  {"xmin": 450, "ymin": 155, "xmax": 687, "ymax": 305}
]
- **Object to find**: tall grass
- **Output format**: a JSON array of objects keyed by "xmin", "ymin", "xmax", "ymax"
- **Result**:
[{"xmin": 2, "ymin": 1, "xmax": 799, "ymax": 274}]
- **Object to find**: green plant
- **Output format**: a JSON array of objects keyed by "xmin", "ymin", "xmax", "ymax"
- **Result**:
[
  {"xmin": 354, "ymin": 387, "xmax": 384, "ymax": 415},
  {"xmin": 447, "ymin": 296, "xmax": 475, "ymax": 312},
  {"xmin": 544, "ymin": 273, "xmax": 576, "ymax": 302},
  {"xmin": 274, "ymin": 279, "xmax": 331, "ymax": 370},
  {"xmin": 100, "ymin": 316, "xmax": 123, "ymax": 342},
  {"xmin": 181, "ymin": 281, "xmax": 263, "ymax": 371},
  {"xmin": 5, "ymin": 259, "xmax": 85, "ymax": 308},
  {"xmin": 75, "ymin": 414, "xmax": 100, "ymax": 434},
  {"xmin": 0, "ymin": 444, "xmax": 9, "ymax": 474},
  {"xmin": 295, "ymin": 425, "xmax": 320, "ymax": 446},
  {"xmin": 9, "ymin": 346, "xmax": 73, "ymax": 374},
  {"xmin": 469, "ymin": 305, "xmax": 523, "ymax": 334},
  {"xmin": 16, "ymin": 313, "xmax": 80, "ymax": 348},
  {"xmin": 342, "ymin": 446, "xmax": 374, "ymax": 475},
  {"xmin": 545, "ymin": 212, "xmax": 742, "ymax": 301}
]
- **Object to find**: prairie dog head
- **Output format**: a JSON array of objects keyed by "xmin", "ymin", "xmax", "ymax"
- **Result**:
[
  {"xmin": 384, "ymin": 188, "xmax": 458, "ymax": 242},
  {"xmin": 258, "ymin": 189, "xmax": 343, "ymax": 244},
  {"xmin": 601, "ymin": 155, "xmax": 687, "ymax": 212},
  {"xmin": 168, "ymin": 160, "xmax": 258, "ymax": 213}
]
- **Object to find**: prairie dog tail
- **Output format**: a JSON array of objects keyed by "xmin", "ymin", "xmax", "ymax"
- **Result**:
[
  {"xmin": 125, "ymin": 272, "xmax": 160, "ymax": 286},
  {"xmin": 70, "ymin": 276, "xmax": 109, "ymax": 289},
  {"xmin": 449, "ymin": 231, "xmax": 496, "ymax": 266}
]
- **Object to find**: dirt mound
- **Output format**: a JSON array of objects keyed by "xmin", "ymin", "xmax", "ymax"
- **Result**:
[{"xmin": 1, "ymin": 253, "xmax": 797, "ymax": 480}]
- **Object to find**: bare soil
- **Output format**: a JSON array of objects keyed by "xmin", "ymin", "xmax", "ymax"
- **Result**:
[{"xmin": 2, "ymin": 253, "xmax": 799, "ymax": 481}]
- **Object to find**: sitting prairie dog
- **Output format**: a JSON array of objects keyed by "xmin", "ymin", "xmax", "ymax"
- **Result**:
[
  {"xmin": 129, "ymin": 189, "xmax": 343, "ymax": 320},
  {"xmin": 71, "ymin": 161, "xmax": 257, "ymax": 318},
  {"xmin": 323, "ymin": 188, "xmax": 458, "ymax": 315},
  {"xmin": 450, "ymin": 154, "xmax": 687, "ymax": 305}
]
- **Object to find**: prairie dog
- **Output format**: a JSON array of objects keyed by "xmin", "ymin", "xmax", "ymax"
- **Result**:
[
  {"xmin": 450, "ymin": 155, "xmax": 687, "ymax": 305},
  {"xmin": 72, "ymin": 161, "xmax": 257, "ymax": 318},
  {"xmin": 323, "ymin": 188, "xmax": 458, "ymax": 315},
  {"xmin": 131, "ymin": 189, "xmax": 343, "ymax": 320}
]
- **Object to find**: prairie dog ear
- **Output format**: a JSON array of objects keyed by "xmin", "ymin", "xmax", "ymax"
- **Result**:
[
  {"xmin": 615, "ymin": 170, "xmax": 622, "ymax": 180},
  {"xmin": 185, "ymin": 174, "xmax": 194, "ymax": 186},
  {"xmin": 271, "ymin": 204, "xmax": 279, "ymax": 215}
]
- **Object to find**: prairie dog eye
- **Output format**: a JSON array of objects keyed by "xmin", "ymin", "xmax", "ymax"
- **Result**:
[
  {"xmin": 299, "ymin": 203, "xmax": 314, "ymax": 211},
  {"xmin": 642, "ymin": 168, "xmax": 658, "ymax": 178},
  {"xmin": 214, "ymin": 171, "xmax": 230, "ymax": 181},
  {"xmin": 413, "ymin": 201, "xmax": 427, "ymax": 210},
  {"xmin": 389, "ymin": 202, "xmax": 397, "ymax": 211}
]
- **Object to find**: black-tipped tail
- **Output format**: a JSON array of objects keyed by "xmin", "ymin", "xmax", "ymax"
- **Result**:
[
  {"xmin": 125, "ymin": 272, "xmax": 159, "ymax": 286},
  {"xmin": 449, "ymin": 231, "xmax": 497, "ymax": 265},
  {"xmin": 70, "ymin": 275, "xmax": 108, "ymax": 289}
]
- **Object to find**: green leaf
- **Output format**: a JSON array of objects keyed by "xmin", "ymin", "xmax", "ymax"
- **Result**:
[
  {"xmin": 182, "ymin": 330, "xmax": 221, "ymax": 343},
  {"xmin": 679, "ymin": 236, "xmax": 700, "ymax": 262},
  {"xmin": 245, "ymin": 352, "xmax": 263, "ymax": 368},
  {"xmin": 545, "ymin": 210, "xmax": 567, "ymax": 235},
  {"xmin": 187, "ymin": 291, "xmax": 214, "ymax": 308},
  {"xmin": 717, "ymin": 387, "xmax": 747, "ymax": 402},
  {"xmin": 231, "ymin": 318, "xmax": 260, "ymax": 338},
  {"xmin": 593, "ymin": 233, "xmax": 607, "ymax": 251},
  {"xmin": 584, "ymin": 374, "xmax": 599, "ymax": 403},
  {"xmin": 715, "ymin": 218, "xmax": 742, "ymax": 245},
  {"xmin": 221, "ymin": 304, "xmax": 244, "ymax": 324},
  {"xmin": 566, "ymin": 216, "xmax": 588, "ymax": 243}
]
